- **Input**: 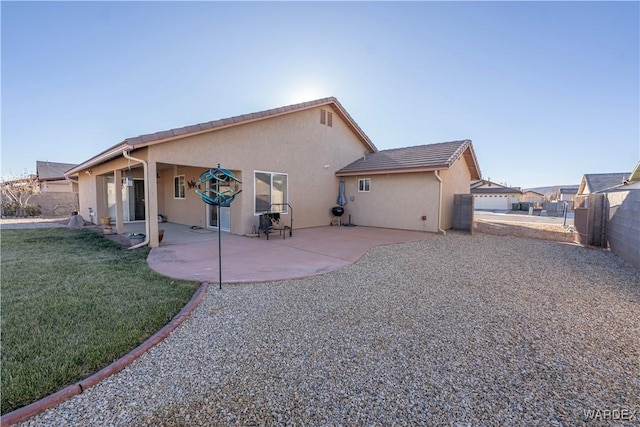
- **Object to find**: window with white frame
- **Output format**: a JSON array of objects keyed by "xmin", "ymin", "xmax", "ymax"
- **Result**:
[
  {"xmin": 358, "ymin": 178, "xmax": 370, "ymax": 192},
  {"xmin": 174, "ymin": 175, "xmax": 185, "ymax": 199},
  {"xmin": 255, "ymin": 171, "xmax": 288, "ymax": 214}
]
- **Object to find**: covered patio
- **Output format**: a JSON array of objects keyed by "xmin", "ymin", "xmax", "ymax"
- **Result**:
[{"xmin": 121, "ymin": 223, "xmax": 431, "ymax": 283}]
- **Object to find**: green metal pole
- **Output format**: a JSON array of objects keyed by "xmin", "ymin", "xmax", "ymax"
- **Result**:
[{"xmin": 217, "ymin": 164, "xmax": 222, "ymax": 290}]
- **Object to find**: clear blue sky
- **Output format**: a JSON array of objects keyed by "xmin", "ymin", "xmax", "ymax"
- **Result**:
[{"xmin": 2, "ymin": 1, "xmax": 638, "ymax": 188}]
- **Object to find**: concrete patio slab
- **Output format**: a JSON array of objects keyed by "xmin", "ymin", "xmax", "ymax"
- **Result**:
[{"xmin": 145, "ymin": 225, "xmax": 432, "ymax": 283}]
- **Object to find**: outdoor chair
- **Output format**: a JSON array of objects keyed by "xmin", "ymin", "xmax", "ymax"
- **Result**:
[
  {"xmin": 258, "ymin": 213, "xmax": 274, "ymax": 239},
  {"xmin": 258, "ymin": 212, "xmax": 290, "ymax": 240}
]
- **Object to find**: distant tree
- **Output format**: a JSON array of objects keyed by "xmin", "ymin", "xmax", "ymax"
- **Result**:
[
  {"xmin": 1, "ymin": 173, "xmax": 40, "ymax": 217},
  {"xmin": 548, "ymin": 187, "xmax": 560, "ymax": 202}
]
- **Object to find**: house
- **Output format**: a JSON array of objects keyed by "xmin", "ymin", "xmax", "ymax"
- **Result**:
[
  {"xmin": 335, "ymin": 140, "xmax": 481, "ymax": 232},
  {"xmin": 470, "ymin": 180, "xmax": 522, "ymax": 210},
  {"xmin": 574, "ymin": 162, "xmax": 640, "ymax": 270},
  {"xmin": 594, "ymin": 162, "xmax": 640, "ymax": 193},
  {"xmin": 66, "ymin": 97, "xmax": 481, "ymax": 247},
  {"xmin": 559, "ymin": 185, "xmax": 579, "ymax": 202},
  {"xmin": 1, "ymin": 161, "xmax": 79, "ymax": 217},
  {"xmin": 520, "ymin": 190, "xmax": 544, "ymax": 204},
  {"xmin": 577, "ymin": 172, "xmax": 630, "ymax": 195},
  {"xmin": 36, "ymin": 161, "xmax": 78, "ymax": 193}
]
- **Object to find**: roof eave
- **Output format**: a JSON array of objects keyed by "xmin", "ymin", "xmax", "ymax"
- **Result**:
[
  {"xmin": 461, "ymin": 143, "xmax": 482, "ymax": 181},
  {"xmin": 65, "ymin": 142, "xmax": 132, "ymax": 177},
  {"xmin": 336, "ymin": 164, "xmax": 450, "ymax": 177},
  {"xmin": 128, "ymin": 98, "xmax": 378, "ymax": 153}
]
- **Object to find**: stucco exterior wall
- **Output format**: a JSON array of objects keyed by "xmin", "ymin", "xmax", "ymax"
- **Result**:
[
  {"xmin": 520, "ymin": 192, "xmax": 544, "ymax": 203},
  {"xmin": 77, "ymin": 173, "xmax": 97, "ymax": 223},
  {"xmin": 76, "ymin": 154, "xmax": 147, "ymax": 223},
  {"xmin": 145, "ymin": 106, "xmax": 369, "ymax": 235},
  {"xmin": 341, "ymin": 173, "xmax": 440, "ymax": 232},
  {"xmin": 439, "ymin": 154, "xmax": 472, "ymax": 230},
  {"xmin": 75, "ymin": 106, "xmax": 370, "ymax": 236},
  {"xmin": 159, "ymin": 166, "xmax": 202, "ymax": 227}
]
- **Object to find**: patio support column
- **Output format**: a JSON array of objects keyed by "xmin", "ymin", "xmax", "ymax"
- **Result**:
[
  {"xmin": 147, "ymin": 160, "xmax": 160, "ymax": 248},
  {"xmin": 114, "ymin": 169, "xmax": 125, "ymax": 235}
]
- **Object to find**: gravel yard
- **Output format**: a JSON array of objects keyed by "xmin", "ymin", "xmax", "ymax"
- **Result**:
[{"xmin": 18, "ymin": 232, "xmax": 640, "ymax": 426}]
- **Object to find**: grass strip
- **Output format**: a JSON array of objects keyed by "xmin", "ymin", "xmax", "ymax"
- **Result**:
[{"xmin": 1, "ymin": 228, "xmax": 199, "ymax": 414}]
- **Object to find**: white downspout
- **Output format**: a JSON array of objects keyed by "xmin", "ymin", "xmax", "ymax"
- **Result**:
[
  {"xmin": 434, "ymin": 171, "xmax": 447, "ymax": 235},
  {"xmin": 122, "ymin": 150, "xmax": 150, "ymax": 249}
]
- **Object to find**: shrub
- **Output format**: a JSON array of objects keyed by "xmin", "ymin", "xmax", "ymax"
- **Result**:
[
  {"xmin": 23, "ymin": 204, "xmax": 42, "ymax": 217},
  {"xmin": 1, "ymin": 202, "xmax": 17, "ymax": 217}
]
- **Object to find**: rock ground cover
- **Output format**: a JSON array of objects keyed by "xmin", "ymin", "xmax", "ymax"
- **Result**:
[{"xmin": 18, "ymin": 232, "xmax": 640, "ymax": 426}]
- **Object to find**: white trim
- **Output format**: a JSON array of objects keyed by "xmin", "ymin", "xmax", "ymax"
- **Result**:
[
  {"xmin": 253, "ymin": 170, "xmax": 288, "ymax": 214},
  {"xmin": 174, "ymin": 175, "xmax": 185, "ymax": 199},
  {"xmin": 358, "ymin": 178, "xmax": 370, "ymax": 192}
]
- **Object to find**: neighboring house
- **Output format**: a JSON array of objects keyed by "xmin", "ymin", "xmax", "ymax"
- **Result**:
[
  {"xmin": 335, "ymin": 140, "xmax": 481, "ymax": 233},
  {"xmin": 577, "ymin": 172, "xmax": 630, "ymax": 195},
  {"xmin": 559, "ymin": 185, "xmax": 579, "ymax": 202},
  {"xmin": 36, "ymin": 161, "xmax": 78, "ymax": 192},
  {"xmin": 66, "ymin": 97, "xmax": 482, "ymax": 247},
  {"xmin": 595, "ymin": 162, "xmax": 640, "ymax": 193},
  {"xmin": 470, "ymin": 180, "xmax": 522, "ymax": 210},
  {"xmin": 33, "ymin": 161, "xmax": 79, "ymax": 216},
  {"xmin": 1, "ymin": 161, "xmax": 79, "ymax": 217},
  {"xmin": 574, "ymin": 162, "xmax": 640, "ymax": 270},
  {"xmin": 520, "ymin": 190, "xmax": 544, "ymax": 203}
]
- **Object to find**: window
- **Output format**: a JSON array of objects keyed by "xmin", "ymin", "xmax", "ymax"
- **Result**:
[
  {"xmin": 174, "ymin": 175, "xmax": 185, "ymax": 199},
  {"xmin": 358, "ymin": 178, "xmax": 370, "ymax": 192},
  {"xmin": 255, "ymin": 171, "xmax": 288, "ymax": 214}
]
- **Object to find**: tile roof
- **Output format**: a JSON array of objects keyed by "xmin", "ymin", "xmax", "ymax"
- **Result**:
[
  {"xmin": 580, "ymin": 172, "xmax": 630, "ymax": 194},
  {"xmin": 522, "ymin": 190, "xmax": 544, "ymax": 196},
  {"xmin": 471, "ymin": 179, "xmax": 512, "ymax": 190},
  {"xmin": 124, "ymin": 97, "xmax": 375, "ymax": 152},
  {"xmin": 471, "ymin": 187, "xmax": 522, "ymax": 195},
  {"xmin": 470, "ymin": 179, "xmax": 522, "ymax": 194},
  {"xmin": 36, "ymin": 161, "xmax": 77, "ymax": 180},
  {"xmin": 559, "ymin": 185, "xmax": 579, "ymax": 194},
  {"xmin": 66, "ymin": 97, "xmax": 376, "ymax": 176},
  {"xmin": 335, "ymin": 140, "xmax": 480, "ymax": 179}
]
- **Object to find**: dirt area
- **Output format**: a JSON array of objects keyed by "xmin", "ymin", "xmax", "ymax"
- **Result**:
[{"xmin": 474, "ymin": 219, "xmax": 575, "ymax": 242}]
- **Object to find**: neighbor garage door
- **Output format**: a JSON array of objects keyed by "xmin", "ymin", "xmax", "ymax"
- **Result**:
[{"xmin": 474, "ymin": 195, "xmax": 509, "ymax": 210}]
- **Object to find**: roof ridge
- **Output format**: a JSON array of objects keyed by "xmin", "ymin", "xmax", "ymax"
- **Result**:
[
  {"xmin": 377, "ymin": 139, "xmax": 470, "ymax": 154},
  {"xmin": 127, "ymin": 97, "xmax": 339, "ymax": 144},
  {"xmin": 336, "ymin": 139, "xmax": 480, "ymax": 180}
]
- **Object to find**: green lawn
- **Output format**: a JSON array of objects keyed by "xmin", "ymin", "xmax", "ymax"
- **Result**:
[{"xmin": 0, "ymin": 228, "xmax": 200, "ymax": 414}]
